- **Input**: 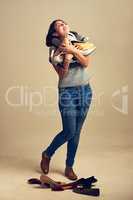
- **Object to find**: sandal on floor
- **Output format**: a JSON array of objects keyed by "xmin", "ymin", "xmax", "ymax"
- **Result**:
[
  {"xmin": 78, "ymin": 176, "xmax": 98, "ymax": 188},
  {"xmin": 27, "ymin": 177, "xmax": 66, "ymax": 189},
  {"xmin": 73, "ymin": 187, "xmax": 100, "ymax": 196},
  {"xmin": 40, "ymin": 175, "xmax": 67, "ymax": 191},
  {"xmin": 58, "ymin": 176, "xmax": 98, "ymax": 189}
]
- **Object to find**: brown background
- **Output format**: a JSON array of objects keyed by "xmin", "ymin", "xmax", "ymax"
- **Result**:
[{"xmin": 0, "ymin": 0, "xmax": 132, "ymax": 199}]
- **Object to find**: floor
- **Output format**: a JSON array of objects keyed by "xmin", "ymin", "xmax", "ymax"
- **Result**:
[{"xmin": 0, "ymin": 130, "xmax": 133, "ymax": 200}]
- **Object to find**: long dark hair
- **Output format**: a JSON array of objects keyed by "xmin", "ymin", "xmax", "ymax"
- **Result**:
[
  {"xmin": 45, "ymin": 19, "xmax": 79, "ymax": 47},
  {"xmin": 45, "ymin": 19, "xmax": 65, "ymax": 47}
]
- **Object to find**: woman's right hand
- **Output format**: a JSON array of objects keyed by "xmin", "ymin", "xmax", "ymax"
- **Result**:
[
  {"xmin": 54, "ymin": 48, "xmax": 64, "ymax": 56},
  {"xmin": 73, "ymin": 43, "xmax": 84, "ymax": 50}
]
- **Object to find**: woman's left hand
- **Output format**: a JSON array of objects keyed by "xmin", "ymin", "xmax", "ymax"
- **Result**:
[{"xmin": 59, "ymin": 43, "xmax": 76, "ymax": 54}]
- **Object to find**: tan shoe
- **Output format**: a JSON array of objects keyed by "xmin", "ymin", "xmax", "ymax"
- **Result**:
[
  {"xmin": 65, "ymin": 166, "xmax": 78, "ymax": 180},
  {"xmin": 40, "ymin": 152, "xmax": 51, "ymax": 174}
]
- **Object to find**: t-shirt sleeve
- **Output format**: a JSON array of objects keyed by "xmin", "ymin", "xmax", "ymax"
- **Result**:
[
  {"xmin": 49, "ymin": 46, "xmax": 64, "ymax": 67},
  {"xmin": 49, "ymin": 46, "xmax": 56, "ymax": 64}
]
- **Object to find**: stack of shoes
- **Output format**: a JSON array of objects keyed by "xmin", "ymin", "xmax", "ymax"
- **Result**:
[{"xmin": 27, "ymin": 175, "xmax": 100, "ymax": 196}]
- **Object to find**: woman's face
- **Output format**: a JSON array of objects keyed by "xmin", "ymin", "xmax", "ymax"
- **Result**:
[{"xmin": 54, "ymin": 20, "xmax": 70, "ymax": 37}]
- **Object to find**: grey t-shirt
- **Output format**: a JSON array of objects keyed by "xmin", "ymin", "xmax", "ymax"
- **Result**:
[
  {"xmin": 49, "ymin": 32, "xmax": 91, "ymax": 88},
  {"xmin": 58, "ymin": 66, "xmax": 90, "ymax": 88}
]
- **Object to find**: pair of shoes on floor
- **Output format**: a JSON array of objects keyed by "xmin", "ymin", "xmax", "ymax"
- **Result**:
[
  {"xmin": 28, "ymin": 175, "xmax": 98, "ymax": 191},
  {"xmin": 28, "ymin": 175, "xmax": 100, "ymax": 196}
]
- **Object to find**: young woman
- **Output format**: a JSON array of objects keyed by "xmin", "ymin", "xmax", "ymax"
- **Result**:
[{"xmin": 40, "ymin": 19, "xmax": 93, "ymax": 180}]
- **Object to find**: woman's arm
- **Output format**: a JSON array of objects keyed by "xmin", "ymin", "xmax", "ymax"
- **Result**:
[
  {"xmin": 72, "ymin": 48, "xmax": 90, "ymax": 68},
  {"xmin": 49, "ymin": 46, "xmax": 70, "ymax": 79},
  {"xmin": 53, "ymin": 54, "xmax": 73, "ymax": 79},
  {"xmin": 52, "ymin": 63, "xmax": 69, "ymax": 79},
  {"xmin": 59, "ymin": 44, "xmax": 90, "ymax": 68},
  {"xmin": 49, "ymin": 46, "xmax": 73, "ymax": 79}
]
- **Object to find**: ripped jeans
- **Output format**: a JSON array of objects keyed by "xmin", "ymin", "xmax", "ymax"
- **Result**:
[{"xmin": 42, "ymin": 83, "xmax": 93, "ymax": 167}]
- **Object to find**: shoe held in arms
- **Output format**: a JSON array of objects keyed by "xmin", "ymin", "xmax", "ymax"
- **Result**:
[
  {"xmin": 40, "ymin": 152, "xmax": 51, "ymax": 174},
  {"xmin": 65, "ymin": 166, "xmax": 78, "ymax": 180}
]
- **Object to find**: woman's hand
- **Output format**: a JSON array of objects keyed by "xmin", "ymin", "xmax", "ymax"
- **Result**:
[
  {"xmin": 59, "ymin": 39, "xmax": 84, "ymax": 54},
  {"xmin": 58, "ymin": 44, "xmax": 74, "ymax": 54},
  {"xmin": 59, "ymin": 43, "xmax": 84, "ymax": 55},
  {"xmin": 57, "ymin": 40, "xmax": 90, "ymax": 68}
]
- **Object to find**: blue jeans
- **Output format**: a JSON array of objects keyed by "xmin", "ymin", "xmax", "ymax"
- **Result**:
[{"xmin": 42, "ymin": 83, "xmax": 93, "ymax": 167}]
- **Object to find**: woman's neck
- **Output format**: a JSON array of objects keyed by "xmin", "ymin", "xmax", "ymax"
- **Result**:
[
  {"xmin": 60, "ymin": 33, "xmax": 68, "ymax": 42},
  {"xmin": 60, "ymin": 34, "xmax": 69, "ymax": 45}
]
